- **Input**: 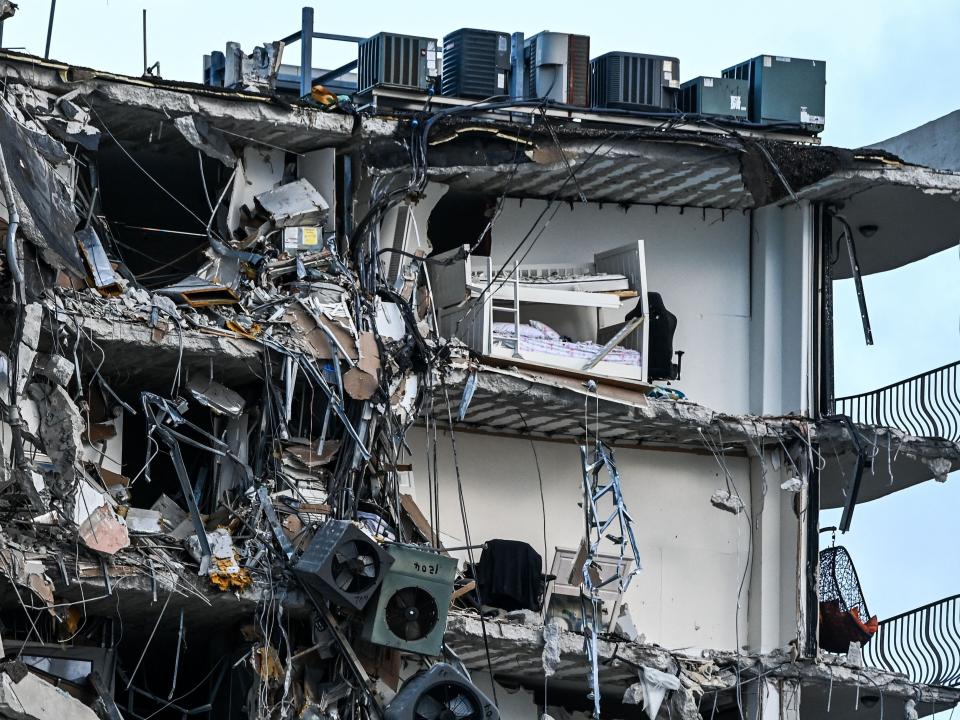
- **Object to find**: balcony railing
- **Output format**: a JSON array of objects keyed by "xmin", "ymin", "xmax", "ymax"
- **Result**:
[
  {"xmin": 832, "ymin": 360, "xmax": 960, "ymax": 443},
  {"xmin": 862, "ymin": 594, "xmax": 960, "ymax": 687}
]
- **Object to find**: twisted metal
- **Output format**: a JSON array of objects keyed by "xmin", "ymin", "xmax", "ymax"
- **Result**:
[
  {"xmin": 862, "ymin": 594, "xmax": 960, "ymax": 687},
  {"xmin": 579, "ymin": 441, "xmax": 642, "ymax": 719},
  {"xmin": 833, "ymin": 361, "xmax": 960, "ymax": 443}
]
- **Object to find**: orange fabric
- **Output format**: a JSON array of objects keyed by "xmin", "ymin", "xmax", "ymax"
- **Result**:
[{"xmin": 850, "ymin": 607, "xmax": 879, "ymax": 635}]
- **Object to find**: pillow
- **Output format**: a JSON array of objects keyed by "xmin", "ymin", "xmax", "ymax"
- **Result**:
[
  {"xmin": 492, "ymin": 322, "xmax": 543, "ymax": 338},
  {"xmin": 528, "ymin": 319, "xmax": 561, "ymax": 340}
]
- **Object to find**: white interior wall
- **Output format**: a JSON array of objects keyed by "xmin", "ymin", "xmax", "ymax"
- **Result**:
[
  {"xmin": 298, "ymin": 148, "xmax": 337, "ymax": 232},
  {"xmin": 414, "ymin": 431, "xmax": 753, "ymax": 652},
  {"xmin": 750, "ymin": 203, "xmax": 813, "ymax": 416},
  {"xmin": 479, "ymin": 195, "xmax": 752, "ymax": 413}
]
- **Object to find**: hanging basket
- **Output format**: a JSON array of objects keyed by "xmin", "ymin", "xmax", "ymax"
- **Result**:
[{"xmin": 818, "ymin": 546, "xmax": 878, "ymax": 653}]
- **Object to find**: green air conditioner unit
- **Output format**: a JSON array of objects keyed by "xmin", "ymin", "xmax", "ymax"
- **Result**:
[
  {"xmin": 722, "ymin": 54, "xmax": 825, "ymax": 133},
  {"xmin": 678, "ymin": 76, "xmax": 749, "ymax": 119},
  {"xmin": 361, "ymin": 545, "xmax": 458, "ymax": 656}
]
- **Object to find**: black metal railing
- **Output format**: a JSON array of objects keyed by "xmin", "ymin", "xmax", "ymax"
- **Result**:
[
  {"xmin": 832, "ymin": 361, "xmax": 960, "ymax": 443},
  {"xmin": 862, "ymin": 594, "xmax": 960, "ymax": 686}
]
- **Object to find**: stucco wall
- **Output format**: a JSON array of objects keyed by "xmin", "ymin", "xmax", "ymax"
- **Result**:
[{"xmin": 416, "ymin": 430, "xmax": 759, "ymax": 652}]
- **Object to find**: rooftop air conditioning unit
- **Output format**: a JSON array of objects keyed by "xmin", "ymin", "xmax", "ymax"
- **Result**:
[
  {"xmin": 361, "ymin": 544, "xmax": 457, "ymax": 655},
  {"xmin": 441, "ymin": 28, "xmax": 512, "ymax": 99},
  {"xmin": 358, "ymin": 32, "xmax": 438, "ymax": 94},
  {"xmin": 523, "ymin": 31, "xmax": 590, "ymax": 106},
  {"xmin": 722, "ymin": 55, "xmax": 825, "ymax": 132},
  {"xmin": 590, "ymin": 51, "xmax": 679, "ymax": 111},
  {"xmin": 678, "ymin": 76, "xmax": 749, "ymax": 119}
]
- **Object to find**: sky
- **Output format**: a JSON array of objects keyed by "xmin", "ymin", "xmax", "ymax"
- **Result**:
[{"xmin": 3, "ymin": 0, "xmax": 959, "ymax": 619}]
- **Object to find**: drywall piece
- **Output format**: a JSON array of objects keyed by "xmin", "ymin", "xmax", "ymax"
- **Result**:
[
  {"xmin": 343, "ymin": 332, "xmax": 381, "ymax": 400},
  {"xmin": 298, "ymin": 148, "xmax": 336, "ymax": 232},
  {"xmin": 150, "ymin": 493, "xmax": 188, "ymax": 533},
  {"xmin": 78, "ymin": 504, "xmax": 130, "ymax": 555},
  {"xmin": 0, "ymin": 664, "xmax": 100, "ymax": 720},
  {"xmin": 255, "ymin": 178, "xmax": 330, "ymax": 228},
  {"xmin": 124, "ymin": 508, "xmax": 163, "ymax": 534},
  {"xmin": 188, "ymin": 376, "xmax": 245, "ymax": 417}
]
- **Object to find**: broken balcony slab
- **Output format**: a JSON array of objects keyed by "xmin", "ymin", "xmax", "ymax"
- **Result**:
[
  {"xmin": 60, "ymin": 308, "xmax": 263, "ymax": 387},
  {"xmin": 787, "ymin": 163, "xmax": 960, "ymax": 278},
  {"xmin": 444, "ymin": 613, "xmax": 960, "ymax": 719},
  {"xmin": 441, "ymin": 360, "xmax": 960, "ymax": 494},
  {"xmin": 0, "ymin": 51, "xmax": 397, "ymax": 154},
  {"xmin": 708, "ymin": 648, "xmax": 960, "ymax": 709},
  {"xmin": 444, "ymin": 612, "xmax": 687, "ymax": 693},
  {"xmin": 441, "ymin": 360, "xmax": 810, "ymax": 452}
]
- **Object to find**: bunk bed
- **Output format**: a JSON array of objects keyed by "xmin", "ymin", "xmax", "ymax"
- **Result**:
[{"xmin": 430, "ymin": 241, "xmax": 650, "ymax": 382}]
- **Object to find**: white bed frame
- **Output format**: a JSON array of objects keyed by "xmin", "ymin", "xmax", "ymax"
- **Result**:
[{"xmin": 430, "ymin": 241, "xmax": 650, "ymax": 382}]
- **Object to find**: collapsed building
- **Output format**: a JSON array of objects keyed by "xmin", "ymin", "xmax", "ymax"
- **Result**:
[{"xmin": 0, "ymin": 16, "xmax": 956, "ymax": 720}]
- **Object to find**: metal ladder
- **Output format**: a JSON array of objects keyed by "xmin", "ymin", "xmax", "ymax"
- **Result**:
[{"xmin": 486, "ymin": 257, "xmax": 522, "ymax": 358}]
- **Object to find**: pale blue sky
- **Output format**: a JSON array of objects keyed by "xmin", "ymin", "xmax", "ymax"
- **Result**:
[{"xmin": 4, "ymin": 0, "xmax": 958, "ymax": 618}]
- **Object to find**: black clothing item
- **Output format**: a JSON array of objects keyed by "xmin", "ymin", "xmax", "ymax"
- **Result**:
[{"xmin": 475, "ymin": 539, "xmax": 543, "ymax": 612}]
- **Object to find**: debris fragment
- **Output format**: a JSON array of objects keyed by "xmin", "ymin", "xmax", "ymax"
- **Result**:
[{"xmin": 710, "ymin": 489, "xmax": 745, "ymax": 514}]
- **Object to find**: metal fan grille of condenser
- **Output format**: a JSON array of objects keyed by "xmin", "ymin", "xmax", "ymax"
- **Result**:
[
  {"xmin": 385, "ymin": 586, "xmax": 438, "ymax": 641},
  {"xmin": 331, "ymin": 540, "xmax": 381, "ymax": 594},
  {"xmin": 414, "ymin": 683, "xmax": 483, "ymax": 720}
]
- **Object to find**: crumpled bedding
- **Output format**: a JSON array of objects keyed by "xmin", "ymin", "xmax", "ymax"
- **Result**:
[{"xmin": 493, "ymin": 324, "xmax": 642, "ymax": 367}]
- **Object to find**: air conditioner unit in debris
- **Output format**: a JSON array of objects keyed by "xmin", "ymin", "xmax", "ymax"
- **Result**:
[
  {"xmin": 292, "ymin": 520, "xmax": 393, "ymax": 610},
  {"xmin": 361, "ymin": 545, "xmax": 457, "ymax": 655},
  {"xmin": 678, "ymin": 76, "xmax": 749, "ymax": 119},
  {"xmin": 722, "ymin": 54, "xmax": 825, "ymax": 132},
  {"xmin": 385, "ymin": 663, "xmax": 499, "ymax": 720},
  {"xmin": 524, "ymin": 31, "xmax": 590, "ymax": 106},
  {"xmin": 358, "ymin": 32, "xmax": 439, "ymax": 94},
  {"xmin": 442, "ymin": 28, "xmax": 513, "ymax": 99},
  {"xmin": 590, "ymin": 51, "xmax": 680, "ymax": 111}
]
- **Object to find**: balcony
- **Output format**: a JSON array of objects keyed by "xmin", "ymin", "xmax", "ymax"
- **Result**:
[
  {"xmin": 863, "ymin": 594, "xmax": 960, "ymax": 687},
  {"xmin": 833, "ymin": 361, "xmax": 960, "ymax": 443}
]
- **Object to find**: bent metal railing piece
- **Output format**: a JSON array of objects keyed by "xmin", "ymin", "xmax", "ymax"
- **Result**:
[
  {"xmin": 833, "ymin": 361, "xmax": 960, "ymax": 443},
  {"xmin": 862, "ymin": 594, "xmax": 960, "ymax": 687}
]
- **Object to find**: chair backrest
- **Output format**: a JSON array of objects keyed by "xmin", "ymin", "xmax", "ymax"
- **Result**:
[{"xmin": 647, "ymin": 291, "xmax": 678, "ymax": 381}]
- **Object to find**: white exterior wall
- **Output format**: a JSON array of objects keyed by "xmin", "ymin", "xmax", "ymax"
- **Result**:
[
  {"xmin": 482, "ymin": 197, "xmax": 753, "ymax": 413},
  {"xmin": 415, "ymin": 430, "xmax": 777, "ymax": 652}
]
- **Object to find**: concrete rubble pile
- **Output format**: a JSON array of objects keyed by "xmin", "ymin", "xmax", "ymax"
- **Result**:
[{"xmin": 0, "ymin": 62, "xmax": 475, "ymax": 720}]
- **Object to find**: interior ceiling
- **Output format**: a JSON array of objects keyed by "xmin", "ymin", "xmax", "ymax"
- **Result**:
[{"xmin": 426, "ymin": 138, "xmax": 755, "ymax": 210}]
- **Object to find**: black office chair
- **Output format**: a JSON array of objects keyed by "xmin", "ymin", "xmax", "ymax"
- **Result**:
[{"xmin": 640, "ymin": 292, "xmax": 683, "ymax": 382}]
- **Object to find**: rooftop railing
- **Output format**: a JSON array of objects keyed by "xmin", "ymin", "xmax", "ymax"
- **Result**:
[
  {"xmin": 832, "ymin": 361, "xmax": 960, "ymax": 443},
  {"xmin": 862, "ymin": 594, "xmax": 960, "ymax": 687}
]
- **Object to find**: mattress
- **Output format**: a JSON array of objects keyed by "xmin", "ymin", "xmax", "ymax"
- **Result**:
[
  {"xmin": 492, "ymin": 328, "xmax": 642, "ymax": 367},
  {"xmin": 472, "ymin": 271, "xmax": 630, "ymax": 293}
]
